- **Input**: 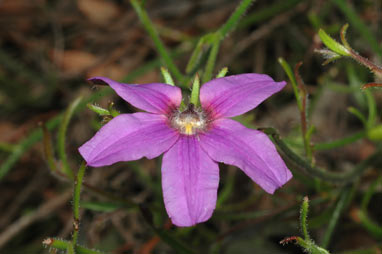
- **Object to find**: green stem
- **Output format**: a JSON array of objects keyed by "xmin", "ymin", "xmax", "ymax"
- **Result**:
[
  {"xmin": 219, "ymin": 0, "xmax": 255, "ymax": 38},
  {"xmin": 72, "ymin": 162, "xmax": 87, "ymax": 245},
  {"xmin": 202, "ymin": 0, "xmax": 254, "ymax": 83},
  {"xmin": 361, "ymin": 175, "xmax": 382, "ymax": 211},
  {"xmin": 314, "ymin": 131, "xmax": 365, "ymax": 150},
  {"xmin": 300, "ymin": 197, "xmax": 311, "ymax": 241},
  {"xmin": 295, "ymin": 237, "xmax": 311, "ymax": 251},
  {"xmin": 43, "ymin": 238, "xmax": 106, "ymax": 254},
  {"xmin": 202, "ymin": 38, "xmax": 220, "ymax": 83},
  {"xmin": 357, "ymin": 209, "xmax": 382, "ymax": 238},
  {"xmin": 87, "ymin": 104, "xmax": 111, "ymax": 116},
  {"xmin": 349, "ymin": 49, "xmax": 382, "ymax": 75},
  {"xmin": 58, "ymin": 96, "xmax": 82, "ymax": 180},
  {"xmin": 321, "ymin": 186, "xmax": 353, "ymax": 248},
  {"xmin": 185, "ymin": 35, "xmax": 212, "ymax": 75},
  {"xmin": 239, "ymin": 0, "xmax": 302, "ymax": 29},
  {"xmin": 347, "ymin": 107, "xmax": 367, "ymax": 127},
  {"xmin": 357, "ymin": 175, "xmax": 382, "ymax": 238},
  {"xmin": 294, "ymin": 62, "xmax": 313, "ymax": 161},
  {"xmin": 76, "ymin": 244, "xmax": 106, "ymax": 254},
  {"xmin": 53, "ymin": 168, "xmax": 139, "ymax": 209},
  {"xmin": 263, "ymin": 128, "xmax": 380, "ymax": 183},
  {"xmin": 278, "ymin": 57, "xmax": 302, "ymax": 111},
  {"xmin": 67, "ymin": 242, "xmax": 75, "ymax": 254},
  {"xmin": 130, "ymin": 0, "xmax": 184, "ymax": 83},
  {"xmin": 365, "ymin": 90, "xmax": 376, "ymax": 129}
]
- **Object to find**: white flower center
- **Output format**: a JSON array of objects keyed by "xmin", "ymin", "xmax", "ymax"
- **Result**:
[{"xmin": 170, "ymin": 104, "xmax": 207, "ymax": 135}]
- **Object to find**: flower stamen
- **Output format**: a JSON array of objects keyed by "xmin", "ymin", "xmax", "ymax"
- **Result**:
[{"xmin": 170, "ymin": 104, "xmax": 207, "ymax": 135}]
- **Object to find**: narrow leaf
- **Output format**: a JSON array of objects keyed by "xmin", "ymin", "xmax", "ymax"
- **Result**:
[
  {"xmin": 278, "ymin": 57, "xmax": 302, "ymax": 110},
  {"xmin": 318, "ymin": 29, "xmax": 350, "ymax": 56},
  {"xmin": 87, "ymin": 104, "xmax": 111, "ymax": 116},
  {"xmin": 160, "ymin": 67, "xmax": 175, "ymax": 86},
  {"xmin": 216, "ymin": 67, "xmax": 228, "ymax": 78},
  {"xmin": 190, "ymin": 74, "xmax": 200, "ymax": 107}
]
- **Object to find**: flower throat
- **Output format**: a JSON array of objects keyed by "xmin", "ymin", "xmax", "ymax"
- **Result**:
[{"xmin": 170, "ymin": 103, "xmax": 207, "ymax": 135}]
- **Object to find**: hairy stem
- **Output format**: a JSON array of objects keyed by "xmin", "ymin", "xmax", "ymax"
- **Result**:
[{"xmin": 263, "ymin": 128, "xmax": 380, "ymax": 183}]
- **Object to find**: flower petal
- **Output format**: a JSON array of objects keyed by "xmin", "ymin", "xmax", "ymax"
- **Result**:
[
  {"xmin": 200, "ymin": 74, "xmax": 286, "ymax": 118},
  {"xmin": 89, "ymin": 77, "xmax": 182, "ymax": 114},
  {"xmin": 79, "ymin": 113, "xmax": 179, "ymax": 167},
  {"xmin": 199, "ymin": 118, "xmax": 292, "ymax": 194},
  {"xmin": 161, "ymin": 136, "xmax": 219, "ymax": 227}
]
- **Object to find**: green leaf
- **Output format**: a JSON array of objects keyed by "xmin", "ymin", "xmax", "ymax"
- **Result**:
[
  {"xmin": 216, "ymin": 67, "xmax": 228, "ymax": 78},
  {"xmin": 314, "ymin": 131, "xmax": 365, "ymax": 150},
  {"xmin": 321, "ymin": 186, "xmax": 353, "ymax": 248},
  {"xmin": 185, "ymin": 34, "xmax": 213, "ymax": 75},
  {"xmin": 160, "ymin": 67, "xmax": 175, "ymax": 86},
  {"xmin": 107, "ymin": 102, "xmax": 120, "ymax": 117},
  {"xmin": 190, "ymin": 74, "xmax": 200, "ymax": 107},
  {"xmin": 318, "ymin": 29, "xmax": 350, "ymax": 56},
  {"xmin": 278, "ymin": 57, "xmax": 302, "ymax": 110},
  {"xmin": 347, "ymin": 107, "xmax": 367, "ymax": 127},
  {"xmin": 87, "ymin": 104, "xmax": 111, "ymax": 116}
]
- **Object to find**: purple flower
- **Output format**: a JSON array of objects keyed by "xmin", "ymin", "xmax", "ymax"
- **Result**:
[{"xmin": 79, "ymin": 74, "xmax": 292, "ymax": 227}]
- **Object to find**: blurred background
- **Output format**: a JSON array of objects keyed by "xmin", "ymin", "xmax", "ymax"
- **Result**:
[{"xmin": 0, "ymin": 0, "xmax": 381, "ymax": 253}]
